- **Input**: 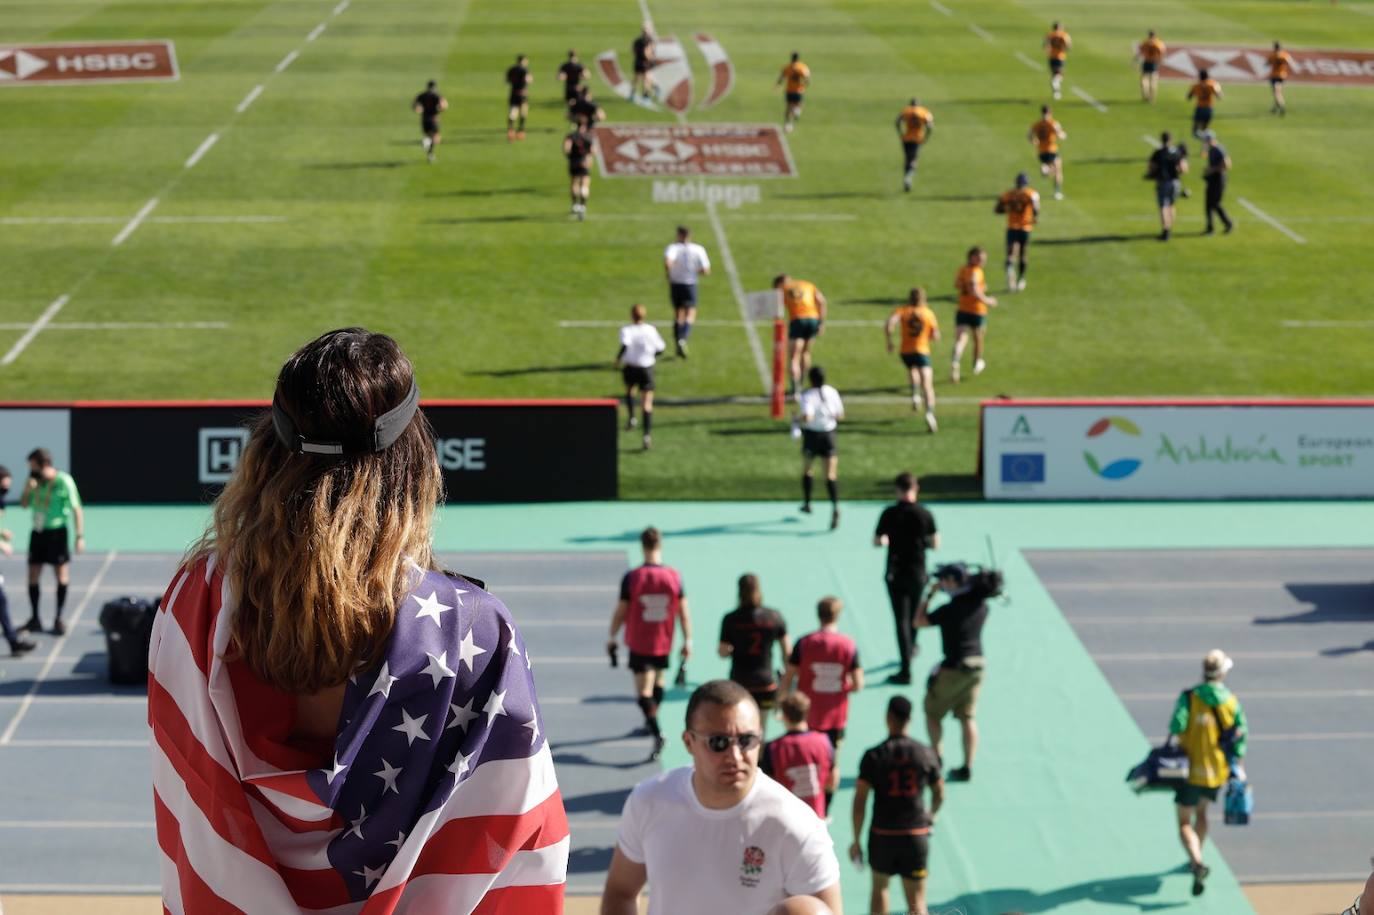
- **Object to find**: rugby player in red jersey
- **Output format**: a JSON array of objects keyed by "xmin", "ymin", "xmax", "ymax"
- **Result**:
[{"xmin": 761, "ymin": 693, "xmax": 835, "ymax": 819}]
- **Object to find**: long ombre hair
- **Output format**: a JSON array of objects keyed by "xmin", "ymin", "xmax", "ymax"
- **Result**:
[{"xmin": 191, "ymin": 329, "xmax": 443, "ymax": 695}]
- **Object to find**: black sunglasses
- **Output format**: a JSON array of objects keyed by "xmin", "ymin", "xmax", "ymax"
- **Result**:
[{"xmin": 690, "ymin": 730, "xmax": 762, "ymax": 753}]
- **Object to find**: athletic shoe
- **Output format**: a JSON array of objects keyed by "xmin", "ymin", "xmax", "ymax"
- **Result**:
[
  {"xmin": 903, "ymin": 174, "xmax": 913, "ymax": 192},
  {"xmin": 1191, "ymin": 863, "xmax": 1210, "ymax": 896},
  {"xmin": 642, "ymin": 434, "xmax": 651, "ymax": 451},
  {"xmin": 650, "ymin": 735, "xmax": 666, "ymax": 761},
  {"xmin": 784, "ymin": 121, "xmax": 794, "ymax": 134},
  {"xmin": 925, "ymin": 411, "xmax": 939, "ymax": 433},
  {"xmin": 1017, "ymin": 277, "xmax": 1027, "ymax": 292},
  {"xmin": 885, "ymin": 673, "xmax": 912, "ymax": 685},
  {"xmin": 1053, "ymin": 88, "xmax": 1061, "ymax": 100},
  {"xmin": 1053, "ymin": 190, "xmax": 1064, "ymax": 200},
  {"xmin": 625, "ymin": 416, "xmax": 638, "ymax": 431},
  {"xmin": 20, "ymin": 617, "xmax": 42, "ymax": 634},
  {"xmin": 1224, "ymin": 222, "xmax": 1235, "ymax": 234},
  {"xmin": 676, "ymin": 339, "xmax": 688, "ymax": 359},
  {"xmin": 1203, "ymin": 226, "xmax": 1215, "ymax": 236},
  {"xmin": 9, "ymin": 638, "xmax": 37, "ymax": 657},
  {"xmin": 830, "ymin": 510, "xmax": 840, "ymax": 531},
  {"xmin": 799, "ymin": 503, "xmax": 812, "ymax": 514},
  {"xmin": 947, "ymin": 766, "xmax": 972, "ymax": 782},
  {"xmin": 790, "ymin": 421, "xmax": 801, "ymax": 440},
  {"xmin": 576, "ymin": 206, "xmax": 586, "ymax": 222},
  {"xmin": 973, "ymin": 358, "xmax": 986, "ymax": 376},
  {"xmin": 1159, "ymin": 229, "xmax": 1171, "ymax": 241},
  {"xmin": 50, "ymin": 619, "xmax": 66, "ymax": 637},
  {"xmin": 515, "ymin": 131, "xmax": 526, "ymax": 140},
  {"xmin": 506, "ymin": 129, "xmax": 515, "ymax": 141},
  {"xmin": 950, "ymin": 362, "xmax": 960, "ymax": 384}
]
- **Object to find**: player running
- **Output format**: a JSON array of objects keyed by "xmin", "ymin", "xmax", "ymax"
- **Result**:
[
  {"xmin": 885, "ymin": 287, "xmax": 941, "ymax": 432},
  {"xmin": 1044, "ymin": 21, "xmax": 1072, "ymax": 100},
  {"xmin": 1188, "ymin": 69, "xmax": 1223, "ymax": 138},
  {"xmin": 1135, "ymin": 30, "xmax": 1166, "ymax": 103},
  {"xmin": 568, "ymin": 85, "xmax": 606, "ymax": 129},
  {"xmin": 894, "ymin": 98, "xmax": 934, "ymax": 192},
  {"xmin": 632, "ymin": 24, "xmax": 657, "ymax": 102},
  {"xmin": 607, "ymin": 527, "xmax": 692, "ymax": 760},
  {"xmin": 556, "ymin": 49, "xmax": 587, "ymax": 106},
  {"xmin": 664, "ymin": 225, "xmax": 711, "ymax": 359},
  {"xmin": 1028, "ymin": 104, "xmax": 1067, "ymax": 199},
  {"xmin": 775, "ymin": 274, "xmax": 828, "ymax": 394},
  {"xmin": 412, "ymin": 80, "xmax": 447, "ymax": 163},
  {"xmin": 562, "ymin": 122, "xmax": 596, "ymax": 220},
  {"xmin": 505, "ymin": 54, "xmax": 532, "ymax": 141},
  {"xmin": 616, "ymin": 304, "xmax": 667, "ymax": 450},
  {"xmin": 777, "ymin": 52, "xmax": 811, "ymax": 133},
  {"xmin": 950, "ymin": 247, "xmax": 998, "ymax": 383},
  {"xmin": 1268, "ymin": 41, "xmax": 1293, "ymax": 115},
  {"xmin": 996, "ymin": 172, "xmax": 1040, "ymax": 293}
]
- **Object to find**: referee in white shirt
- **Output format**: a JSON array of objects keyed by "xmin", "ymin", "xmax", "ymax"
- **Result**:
[
  {"xmin": 798, "ymin": 365, "xmax": 844, "ymax": 530},
  {"xmin": 616, "ymin": 303, "xmax": 667, "ymax": 450},
  {"xmin": 664, "ymin": 225, "xmax": 711, "ymax": 359}
]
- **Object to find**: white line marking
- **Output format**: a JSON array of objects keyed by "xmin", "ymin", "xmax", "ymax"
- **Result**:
[
  {"xmin": 1014, "ymin": 51, "xmax": 1041, "ymax": 72},
  {"xmin": 929, "ymin": 0, "xmax": 953, "ymax": 15},
  {"xmin": 1237, "ymin": 873, "xmax": 1371, "ymax": 884},
  {"xmin": 1141, "ymin": 133, "xmax": 1159, "ymax": 147},
  {"xmin": 705, "ymin": 196, "xmax": 771, "ymax": 394},
  {"xmin": 1238, "ymin": 197, "xmax": 1307, "ymax": 244},
  {"xmin": 306, "ymin": 23, "xmax": 327, "ymax": 42},
  {"xmin": 332, "ymin": 0, "xmax": 350, "ymax": 14},
  {"xmin": 235, "ymin": 83, "xmax": 264, "ymax": 113},
  {"xmin": 636, "ymin": 0, "xmax": 654, "ymax": 30},
  {"xmin": 110, "ymin": 196, "xmax": 159, "ymax": 247},
  {"xmin": 274, "ymin": 49, "xmax": 300, "ymax": 74},
  {"xmin": 1072, "ymin": 85, "xmax": 1108, "ymax": 112},
  {"xmin": 0, "ymin": 321, "xmax": 229, "ymax": 331},
  {"xmin": 587, "ymin": 213, "xmax": 857, "ymax": 222},
  {"xmin": 558, "ymin": 319, "xmax": 881, "ymax": 329},
  {"xmin": 1, "ymin": 294, "xmax": 69, "ymax": 366},
  {"xmin": 1, "ymin": 214, "xmax": 284, "ymax": 225},
  {"xmin": 1281, "ymin": 320, "xmax": 1374, "ymax": 329},
  {"xmin": 968, "ymin": 22, "xmax": 996, "ymax": 43},
  {"xmin": 0, "ymin": 820, "xmax": 154, "ymax": 829},
  {"xmin": 0, "ymin": 551, "xmax": 117, "ymax": 745},
  {"xmin": 183, "ymin": 132, "xmax": 220, "ymax": 169}
]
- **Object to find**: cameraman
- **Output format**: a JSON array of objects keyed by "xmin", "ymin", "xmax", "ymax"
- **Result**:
[
  {"xmin": 914, "ymin": 562, "xmax": 994, "ymax": 782},
  {"xmin": 18, "ymin": 448, "xmax": 84, "ymax": 636},
  {"xmin": 0, "ymin": 466, "xmax": 37, "ymax": 656},
  {"xmin": 1146, "ymin": 131, "xmax": 1188, "ymax": 241}
]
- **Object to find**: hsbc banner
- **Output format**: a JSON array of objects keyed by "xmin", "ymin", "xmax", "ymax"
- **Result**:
[
  {"xmin": 0, "ymin": 41, "xmax": 179, "ymax": 86},
  {"xmin": 1, "ymin": 401, "xmax": 615, "ymax": 504},
  {"xmin": 1159, "ymin": 45, "xmax": 1374, "ymax": 87},
  {"xmin": 595, "ymin": 124, "xmax": 797, "ymax": 178},
  {"xmin": 982, "ymin": 400, "xmax": 1374, "ymax": 500}
]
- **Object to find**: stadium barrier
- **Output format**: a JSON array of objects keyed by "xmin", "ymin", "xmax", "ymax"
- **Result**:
[
  {"xmin": 981, "ymin": 398, "xmax": 1374, "ymax": 500},
  {"xmin": 0, "ymin": 400, "xmax": 618, "ymax": 504}
]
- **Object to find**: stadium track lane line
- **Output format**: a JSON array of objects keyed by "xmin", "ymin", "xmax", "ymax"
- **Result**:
[
  {"xmin": 705, "ymin": 196, "xmax": 771, "ymax": 393},
  {"xmin": 0, "ymin": 550, "xmax": 117, "ymax": 745},
  {"xmin": 183, "ymin": 132, "xmax": 220, "ymax": 169},
  {"xmin": 1238, "ymin": 197, "xmax": 1307, "ymax": 244},
  {"xmin": 0, "ymin": 884, "xmax": 162, "ymax": 893},
  {"xmin": 558, "ymin": 318, "xmax": 881, "ymax": 328},
  {"xmin": 110, "ymin": 196, "xmax": 159, "ymax": 246},
  {"xmin": 0, "ymin": 294, "xmax": 68, "ymax": 365},
  {"xmin": 1072, "ymin": 85, "xmax": 1108, "ymax": 113}
]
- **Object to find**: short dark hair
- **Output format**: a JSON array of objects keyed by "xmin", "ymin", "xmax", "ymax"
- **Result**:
[
  {"xmin": 737, "ymin": 573, "xmax": 762, "ymax": 610},
  {"xmin": 27, "ymin": 448, "xmax": 52, "ymax": 468},
  {"xmin": 887, "ymin": 695, "xmax": 913, "ymax": 725},
  {"xmin": 1161, "ymin": 130, "xmax": 1172, "ymax": 144},
  {"xmin": 640, "ymin": 526, "xmax": 661, "ymax": 550},
  {"xmin": 817, "ymin": 596, "xmax": 842, "ymax": 624},
  {"xmin": 676, "ymin": 225, "xmax": 690, "ymax": 238},
  {"xmin": 1041, "ymin": 104, "xmax": 1050, "ymax": 115},
  {"xmin": 967, "ymin": 245, "xmax": 985, "ymax": 260},
  {"xmin": 1199, "ymin": 68, "xmax": 1209, "ymax": 79},
  {"xmin": 426, "ymin": 80, "xmax": 436, "ymax": 90},
  {"xmin": 686, "ymin": 679, "xmax": 755, "ymax": 729},
  {"xmin": 772, "ymin": 273, "xmax": 789, "ymax": 287},
  {"xmin": 895, "ymin": 471, "xmax": 916, "ymax": 491},
  {"xmin": 779, "ymin": 692, "xmax": 810, "ymax": 725},
  {"xmin": 808, "ymin": 365, "xmax": 825, "ymax": 388},
  {"xmin": 791, "ymin": 52, "xmax": 800, "ymax": 62}
]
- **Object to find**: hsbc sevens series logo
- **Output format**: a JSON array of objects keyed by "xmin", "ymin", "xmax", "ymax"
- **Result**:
[
  {"xmin": 597, "ymin": 33, "xmax": 734, "ymax": 114},
  {"xmin": 1084, "ymin": 416, "xmax": 1143, "ymax": 480}
]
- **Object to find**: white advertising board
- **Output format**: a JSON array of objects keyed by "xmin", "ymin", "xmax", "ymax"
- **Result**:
[
  {"xmin": 0, "ymin": 409, "xmax": 71, "ymax": 503},
  {"xmin": 982, "ymin": 401, "xmax": 1374, "ymax": 500}
]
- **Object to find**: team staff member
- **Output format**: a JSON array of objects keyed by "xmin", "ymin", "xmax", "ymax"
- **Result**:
[
  {"xmin": 601, "ymin": 680, "xmax": 842, "ymax": 914},
  {"xmin": 777, "ymin": 52, "xmax": 811, "ymax": 133},
  {"xmin": 775, "ymin": 274, "xmax": 828, "ymax": 394},
  {"xmin": 950, "ymin": 246, "xmax": 998, "ymax": 383},
  {"xmin": 563, "ymin": 122, "xmax": 596, "ymax": 220},
  {"xmin": 608, "ymin": 526, "xmax": 692, "ymax": 760},
  {"xmin": 915, "ymin": 563, "xmax": 993, "ymax": 782},
  {"xmin": 412, "ymin": 79, "xmax": 447, "ymax": 163},
  {"xmin": 1187, "ymin": 69, "xmax": 1223, "ymax": 138},
  {"xmin": 1169, "ymin": 649, "xmax": 1248, "ymax": 897},
  {"xmin": 874, "ymin": 472, "xmax": 939, "ymax": 684},
  {"xmin": 1146, "ymin": 131, "xmax": 1189, "ymax": 241},
  {"xmin": 0, "ymin": 466, "xmax": 37, "ymax": 656},
  {"xmin": 885, "ymin": 288, "xmax": 940, "ymax": 431},
  {"xmin": 850, "ymin": 696, "xmax": 944, "ymax": 915},
  {"xmin": 664, "ymin": 225, "xmax": 711, "ymax": 359},
  {"xmin": 505, "ymin": 54, "xmax": 532, "ymax": 140},
  {"xmin": 996, "ymin": 172, "xmax": 1040, "ymax": 293},
  {"xmin": 1135, "ymin": 30, "xmax": 1166, "ymax": 103},
  {"xmin": 894, "ymin": 98, "xmax": 934, "ymax": 192},
  {"xmin": 631, "ymin": 24, "xmax": 657, "ymax": 102},
  {"xmin": 615, "ymin": 304, "xmax": 667, "ymax": 450},
  {"xmin": 1044, "ymin": 21, "xmax": 1072, "ymax": 100},
  {"xmin": 719, "ymin": 574, "xmax": 791, "ymax": 730},
  {"xmin": 1201, "ymin": 131, "xmax": 1234, "ymax": 235},
  {"xmin": 761, "ymin": 693, "xmax": 835, "ymax": 819},
  {"xmin": 1268, "ymin": 41, "xmax": 1293, "ymax": 115},
  {"xmin": 20, "ymin": 449, "xmax": 83, "ymax": 636},
  {"xmin": 557, "ymin": 49, "xmax": 587, "ymax": 104},
  {"xmin": 797, "ymin": 366, "xmax": 844, "ymax": 530},
  {"xmin": 1029, "ymin": 104, "xmax": 1067, "ymax": 200}
]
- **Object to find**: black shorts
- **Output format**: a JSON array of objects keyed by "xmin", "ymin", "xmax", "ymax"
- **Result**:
[
  {"xmin": 786, "ymin": 92, "xmax": 804, "ymax": 105},
  {"xmin": 1006, "ymin": 227, "xmax": 1031, "ymax": 249},
  {"xmin": 568, "ymin": 162, "xmax": 590, "ymax": 178},
  {"xmin": 1049, "ymin": 58, "xmax": 1065, "ymax": 74},
  {"xmin": 622, "ymin": 365, "xmax": 655, "ymax": 391},
  {"xmin": 868, "ymin": 832, "xmax": 930, "ymax": 879},
  {"xmin": 670, "ymin": 283, "xmax": 698, "ymax": 309},
  {"xmin": 508, "ymin": 92, "xmax": 528, "ymax": 108},
  {"xmin": 1038, "ymin": 151, "xmax": 1058, "ymax": 165},
  {"xmin": 1175, "ymin": 783, "xmax": 1221, "ymax": 807},
  {"xmin": 628, "ymin": 651, "xmax": 669, "ymax": 673},
  {"xmin": 902, "ymin": 141, "xmax": 920, "ymax": 163},
  {"xmin": 1142, "ymin": 61, "xmax": 1158, "ymax": 74},
  {"xmin": 1269, "ymin": 76, "xmax": 1285, "ymax": 86},
  {"xmin": 28, "ymin": 527, "xmax": 71, "ymax": 567},
  {"xmin": 955, "ymin": 311, "xmax": 986, "ymax": 330},
  {"xmin": 750, "ymin": 685, "xmax": 779, "ymax": 711},
  {"xmin": 901, "ymin": 353, "xmax": 931, "ymax": 369},
  {"xmin": 824, "ymin": 727, "xmax": 845, "ymax": 747},
  {"xmin": 634, "ymin": 59, "xmax": 651, "ymax": 75},
  {"xmin": 421, "ymin": 118, "xmax": 440, "ymax": 136},
  {"xmin": 1193, "ymin": 106, "xmax": 1213, "ymax": 126},
  {"xmin": 801, "ymin": 428, "xmax": 837, "ymax": 458}
]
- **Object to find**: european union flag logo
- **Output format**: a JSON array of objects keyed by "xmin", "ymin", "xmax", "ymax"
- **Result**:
[{"xmin": 1001, "ymin": 453, "xmax": 1045, "ymax": 484}]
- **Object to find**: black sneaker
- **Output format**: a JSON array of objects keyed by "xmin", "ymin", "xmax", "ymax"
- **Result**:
[
  {"xmin": 10, "ymin": 638, "xmax": 37, "ymax": 657},
  {"xmin": 885, "ymin": 673, "xmax": 912, "ymax": 685},
  {"xmin": 1224, "ymin": 222, "xmax": 1235, "ymax": 234},
  {"xmin": 799, "ymin": 503, "xmax": 812, "ymax": 514},
  {"xmin": 1191, "ymin": 863, "xmax": 1209, "ymax": 896},
  {"xmin": 50, "ymin": 619, "xmax": 67, "ymax": 637},
  {"xmin": 650, "ymin": 735, "xmax": 666, "ymax": 761},
  {"xmin": 947, "ymin": 766, "xmax": 972, "ymax": 782},
  {"xmin": 20, "ymin": 617, "xmax": 42, "ymax": 634},
  {"xmin": 830, "ymin": 510, "xmax": 840, "ymax": 530}
]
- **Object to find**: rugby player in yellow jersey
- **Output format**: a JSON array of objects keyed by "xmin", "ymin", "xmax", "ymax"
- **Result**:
[
  {"xmin": 1135, "ymin": 30, "xmax": 1166, "ymax": 103},
  {"xmin": 1187, "ymin": 69, "xmax": 1223, "ymax": 139},
  {"xmin": 1267, "ymin": 41, "xmax": 1294, "ymax": 115},
  {"xmin": 996, "ymin": 172, "xmax": 1040, "ymax": 293},
  {"xmin": 775, "ymin": 273, "xmax": 828, "ymax": 393},
  {"xmin": 1043, "ymin": 21, "xmax": 1072, "ymax": 100},
  {"xmin": 894, "ymin": 98, "xmax": 934, "ymax": 192},
  {"xmin": 1028, "ymin": 104, "xmax": 1067, "ymax": 200},
  {"xmin": 950, "ymin": 247, "xmax": 997, "ymax": 383},
  {"xmin": 885, "ymin": 287, "xmax": 941, "ymax": 432},
  {"xmin": 776, "ymin": 52, "xmax": 811, "ymax": 133}
]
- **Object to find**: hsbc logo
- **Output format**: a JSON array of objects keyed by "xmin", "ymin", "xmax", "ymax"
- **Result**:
[
  {"xmin": 597, "ymin": 33, "xmax": 735, "ymax": 114},
  {"xmin": 199, "ymin": 428, "xmax": 248, "ymax": 484},
  {"xmin": 1158, "ymin": 44, "xmax": 1374, "ymax": 87},
  {"xmin": 0, "ymin": 41, "xmax": 179, "ymax": 86}
]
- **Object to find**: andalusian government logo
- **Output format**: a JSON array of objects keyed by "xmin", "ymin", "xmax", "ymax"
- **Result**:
[{"xmin": 1083, "ymin": 416, "xmax": 1143, "ymax": 480}]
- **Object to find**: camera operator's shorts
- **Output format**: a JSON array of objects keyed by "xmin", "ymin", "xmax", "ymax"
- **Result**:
[
  {"xmin": 1174, "ymin": 783, "xmax": 1221, "ymax": 807},
  {"xmin": 1156, "ymin": 179, "xmax": 1180, "ymax": 207},
  {"xmin": 28, "ymin": 527, "xmax": 71, "ymax": 567},
  {"xmin": 924, "ymin": 663, "xmax": 984, "ymax": 720}
]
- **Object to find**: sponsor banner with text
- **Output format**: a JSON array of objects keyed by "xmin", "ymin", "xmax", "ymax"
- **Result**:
[
  {"xmin": 1159, "ymin": 45, "xmax": 1374, "ymax": 87},
  {"xmin": 594, "ymin": 124, "xmax": 796, "ymax": 178},
  {"xmin": 982, "ymin": 400, "xmax": 1374, "ymax": 500},
  {"xmin": 0, "ymin": 41, "xmax": 179, "ymax": 86}
]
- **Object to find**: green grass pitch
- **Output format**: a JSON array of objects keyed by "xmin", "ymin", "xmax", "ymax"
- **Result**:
[{"xmin": 3, "ymin": 0, "xmax": 1374, "ymax": 500}]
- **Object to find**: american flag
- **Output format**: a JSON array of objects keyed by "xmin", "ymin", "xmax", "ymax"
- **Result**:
[{"xmin": 148, "ymin": 554, "xmax": 567, "ymax": 913}]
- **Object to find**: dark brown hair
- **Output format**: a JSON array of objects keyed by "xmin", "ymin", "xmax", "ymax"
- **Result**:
[
  {"xmin": 686, "ymin": 679, "xmax": 755, "ymax": 729},
  {"xmin": 779, "ymin": 692, "xmax": 810, "ymax": 724},
  {"xmin": 817, "ymin": 596, "xmax": 842, "ymax": 624},
  {"xmin": 737, "ymin": 573, "xmax": 762, "ymax": 610}
]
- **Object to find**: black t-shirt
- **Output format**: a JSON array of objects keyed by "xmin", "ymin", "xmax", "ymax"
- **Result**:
[
  {"xmin": 559, "ymin": 61, "xmax": 585, "ymax": 94},
  {"xmin": 1150, "ymin": 146, "xmax": 1183, "ymax": 181},
  {"xmin": 506, "ymin": 65, "xmax": 530, "ymax": 96},
  {"xmin": 875, "ymin": 501, "xmax": 937, "ymax": 580},
  {"xmin": 858, "ymin": 735, "xmax": 942, "ymax": 831},
  {"xmin": 565, "ymin": 131, "xmax": 593, "ymax": 165},
  {"xmin": 414, "ymin": 90, "xmax": 443, "ymax": 119},
  {"xmin": 719, "ymin": 606, "xmax": 787, "ymax": 689},
  {"xmin": 633, "ymin": 35, "xmax": 652, "ymax": 67},
  {"xmin": 570, "ymin": 96, "xmax": 599, "ymax": 123},
  {"xmin": 1206, "ymin": 143, "xmax": 1228, "ymax": 179},
  {"xmin": 926, "ymin": 586, "xmax": 989, "ymax": 668}
]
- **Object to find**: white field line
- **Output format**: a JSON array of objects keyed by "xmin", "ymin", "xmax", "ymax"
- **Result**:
[
  {"xmin": 1048, "ymin": 579, "xmax": 1300, "ymax": 590},
  {"xmin": 558, "ymin": 319, "xmax": 882, "ymax": 328},
  {"xmin": 1072, "ymin": 85, "xmax": 1108, "ymax": 112},
  {"xmin": 1236, "ymin": 872, "xmax": 1372, "ymax": 884},
  {"xmin": 1, "ymin": 215, "xmax": 284, "ymax": 225},
  {"xmin": 592, "ymin": 214, "xmax": 857, "ymax": 222},
  {"xmin": 1, "ymin": 294, "xmax": 69, "ymax": 365},
  {"xmin": 1140, "ymin": 133, "xmax": 1159, "ymax": 147},
  {"xmin": 110, "ymin": 196, "xmax": 160, "ymax": 246},
  {"xmin": 705, "ymin": 196, "xmax": 771, "ymax": 393},
  {"xmin": 183, "ymin": 132, "xmax": 220, "ymax": 169},
  {"xmin": 0, "ymin": 321, "xmax": 229, "ymax": 331},
  {"xmin": 333, "ymin": 0, "xmax": 350, "ymax": 14},
  {"xmin": 968, "ymin": 22, "xmax": 996, "ymax": 43},
  {"xmin": 1238, "ymin": 196, "xmax": 1307, "ymax": 244},
  {"xmin": 1281, "ymin": 320, "xmax": 1374, "ymax": 329},
  {"xmin": 929, "ymin": 0, "xmax": 953, "ymax": 16},
  {"xmin": 235, "ymin": 83, "xmax": 265, "ymax": 113},
  {"xmin": 0, "ymin": 550, "xmax": 117, "ymax": 745},
  {"xmin": 636, "ymin": 0, "xmax": 654, "ymax": 31},
  {"xmin": 275, "ymin": 49, "xmax": 300, "ymax": 74},
  {"xmin": 307, "ymin": 23, "xmax": 327, "ymax": 42},
  {"xmin": 1014, "ymin": 51, "xmax": 1041, "ymax": 72},
  {"xmin": 1249, "ymin": 810, "xmax": 1374, "ymax": 820}
]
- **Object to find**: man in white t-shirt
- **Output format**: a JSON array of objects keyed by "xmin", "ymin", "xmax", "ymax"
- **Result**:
[
  {"xmin": 616, "ymin": 303, "xmax": 667, "ymax": 451},
  {"xmin": 797, "ymin": 366, "xmax": 844, "ymax": 530},
  {"xmin": 663, "ymin": 225, "xmax": 711, "ymax": 359},
  {"xmin": 601, "ymin": 679, "xmax": 842, "ymax": 915}
]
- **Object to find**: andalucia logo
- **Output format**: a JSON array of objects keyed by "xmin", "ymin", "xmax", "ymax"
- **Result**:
[{"xmin": 1084, "ymin": 416, "xmax": 1143, "ymax": 480}]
